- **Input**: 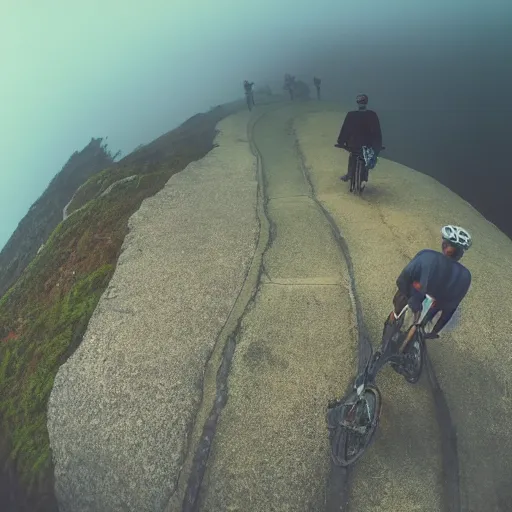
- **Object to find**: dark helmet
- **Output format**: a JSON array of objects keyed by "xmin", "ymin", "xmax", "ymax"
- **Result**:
[{"xmin": 356, "ymin": 94, "xmax": 368, "ymax": 105}]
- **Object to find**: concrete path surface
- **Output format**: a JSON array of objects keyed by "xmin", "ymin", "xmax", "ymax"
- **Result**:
[
  {"xmin": 48, "ymin": 101, "xmax": 512, "ymax": 512},
  {"xmin": 198, "ymin": 106, "xmax": 358, "ymax": 511}
]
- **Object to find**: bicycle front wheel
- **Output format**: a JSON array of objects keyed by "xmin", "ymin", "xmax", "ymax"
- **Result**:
[{"xmin": 329, "ymin": 385, "xmax": 382, "ymax": 466}]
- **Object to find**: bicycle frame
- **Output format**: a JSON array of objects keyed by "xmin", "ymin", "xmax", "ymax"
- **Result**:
[{"xmin": 353, "ymin": 294, "xmax": 435, "ymax": 394}]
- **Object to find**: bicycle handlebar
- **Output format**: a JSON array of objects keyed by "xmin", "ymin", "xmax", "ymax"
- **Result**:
[
  {"xmin": 334, "ymin": 144, "xmax": 386, "ymax": 151},
  {"xmin": 394, "ymin": 293, "xmax": 435, "ymax": 326}
]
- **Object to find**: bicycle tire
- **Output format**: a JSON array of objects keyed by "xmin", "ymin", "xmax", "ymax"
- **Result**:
[
  {"xmin": 402, "ymin": 336, "xmax": 424, "ymax": 384},
  {"xmin": 350, "ymin": 162, "xmax": 356, "ymax": 192},
  {"xmin": 330, "ymin": 385, "xmax": 382, "ymax": 466},
  {"xmin": 354, "ymin": 158, "xmax": 360, "ymax": 194},
  {"xmin": 356, "ymin": 158, "xmax": 364, "ymax": 195}
]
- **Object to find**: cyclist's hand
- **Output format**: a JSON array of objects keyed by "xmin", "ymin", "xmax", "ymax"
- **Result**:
[{"xmin": 424, "ymin": 332, "xmax": 440, "ymax": 340}]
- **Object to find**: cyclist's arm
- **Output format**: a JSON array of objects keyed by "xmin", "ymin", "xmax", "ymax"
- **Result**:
[
  {"xmin": 431, "ymin": 307, "xmax": 457, "ymax": 334},
  {"xmin": 396, "ymin": 254, "xmax": 429, "ymax": 313},
  {"xmin": 432, "ymin": 270, "xmax": 471, "ymax": 335},
  {"xmin": 409, "ymin": 285, "xmax": 427, "ymax": 314}
]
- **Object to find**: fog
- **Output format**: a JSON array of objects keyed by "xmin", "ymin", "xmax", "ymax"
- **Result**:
[{"xmin": 2, "ymin": 0, "xmax": 512, "ymax": 248}]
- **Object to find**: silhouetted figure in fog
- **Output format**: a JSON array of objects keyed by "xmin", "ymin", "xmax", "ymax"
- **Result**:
[
  {"xmin": 337, "ymin": 94, "xmax": 383, "ymax": 183},
  {"xmin": 284, "ymin": 73, "xmax": 296, "ymax": 100},
  {"xmin": 313, "ymin": 77, "xmax": 321, "ymax": 100},
  {"xmin": 243, "ymin": 80, "xmax": 255, "ymax": 110}
]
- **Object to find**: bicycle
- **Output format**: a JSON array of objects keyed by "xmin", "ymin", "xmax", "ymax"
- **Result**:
[
  {"xmin": 327, "ymin": 293, "xmax": 436, "ymax": 466},
  {"xmin": 334, "ymin": 145, "xmax": 385, "ymax": 195}
]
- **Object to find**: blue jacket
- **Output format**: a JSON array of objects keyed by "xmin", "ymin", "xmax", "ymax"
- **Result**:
[{"xmin": 396, "ymin": 249, "xmax": 471, "ymax": 333}]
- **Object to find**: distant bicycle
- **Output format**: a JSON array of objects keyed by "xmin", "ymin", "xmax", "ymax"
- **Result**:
[
  {"xmin": 327, "ymin": 292, "xmax": 435, "ymax": 466},
  {"xmin": 334, "ymin": 144, "xmax": 385, "ymax": 195}
]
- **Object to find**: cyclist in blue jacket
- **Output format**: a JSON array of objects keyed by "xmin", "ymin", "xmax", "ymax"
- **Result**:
[{"xmin": 393, "ymin": 225, "xmax": 472, "ymax": 338}]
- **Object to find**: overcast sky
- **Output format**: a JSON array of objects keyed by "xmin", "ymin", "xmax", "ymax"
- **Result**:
[{"xmin": 1, "ymin": 0, "xmax": 511, "ymax": 249}]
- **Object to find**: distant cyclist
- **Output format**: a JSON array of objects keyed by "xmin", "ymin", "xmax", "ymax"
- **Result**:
[
  {"xmin": 313, "ymin": 77, "xmax": 322, "ymax": 100},
  {"xmin": 243, "ymin": 80, "xmax": 255, "ymax": 109},
  {"xmin": 392, "ymin": 225, "xmax": 472, "ymax": 339},
  {"xmin": 337, "ymin": 94, "xmax": 382, "ymax": 183}
]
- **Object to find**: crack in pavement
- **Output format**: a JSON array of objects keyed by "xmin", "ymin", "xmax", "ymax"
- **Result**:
[
  {"xmin": 268, "ymin": 194, "xmax": 310, "ymax": 200},
  {"xmin": 179, "ymin": 108, "xmax": 276, "ymax": 512},
  {"xmin": 293, "ymin": 130, "xmax": 372, "ymax": 372},
  {"xmin": 292, "ymin": 126, "xmax": 371, "ymax": 512},
  {"xmin": 425, "ymin": 355, "xmax": 461, "ymax": 512}
]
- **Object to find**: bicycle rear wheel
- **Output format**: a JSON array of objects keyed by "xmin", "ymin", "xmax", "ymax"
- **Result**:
[
  {"xmin": 402, "ymin": 335, "xmax": 424, "ymax": 384},
  {"xmin": 350, "ymin": 164, "xmax": 356, "ymax": 192},
  {"xmin": 354, "ymin": 159, "xmax": 362, "ymax": 194},
  {"xmin": 329, "ymin": 385, "xmax": 382, "ymax": 466},
  {"xmin": 357, "ymin": 159, "xmax": 365, "ymax": 194}
]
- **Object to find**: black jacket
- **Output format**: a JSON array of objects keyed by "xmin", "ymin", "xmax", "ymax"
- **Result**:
[{"xmin": 337, "ymin": 109, "xmax": 382, "ymax": 152}]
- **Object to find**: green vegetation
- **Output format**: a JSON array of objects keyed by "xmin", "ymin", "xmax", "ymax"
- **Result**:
[
  {"xmin": 0, "ymin": 137, "xmax": 115, "ymax": 300},
  {"xmin": 0, "ymin": 104, "xmax": 233, "ymax": 511},
  {"xmin": 0, "ymin": 265, "xmax": 113, "ymax": 483},
  {"xmin": 65, "ymin": 165, "xmax": 136, "ymax": 215}
]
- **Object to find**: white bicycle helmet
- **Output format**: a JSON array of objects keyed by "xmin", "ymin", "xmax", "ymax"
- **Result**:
[{"xmin": 441, "ymin": 225, "xmax": 472, "ymax": 251}]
